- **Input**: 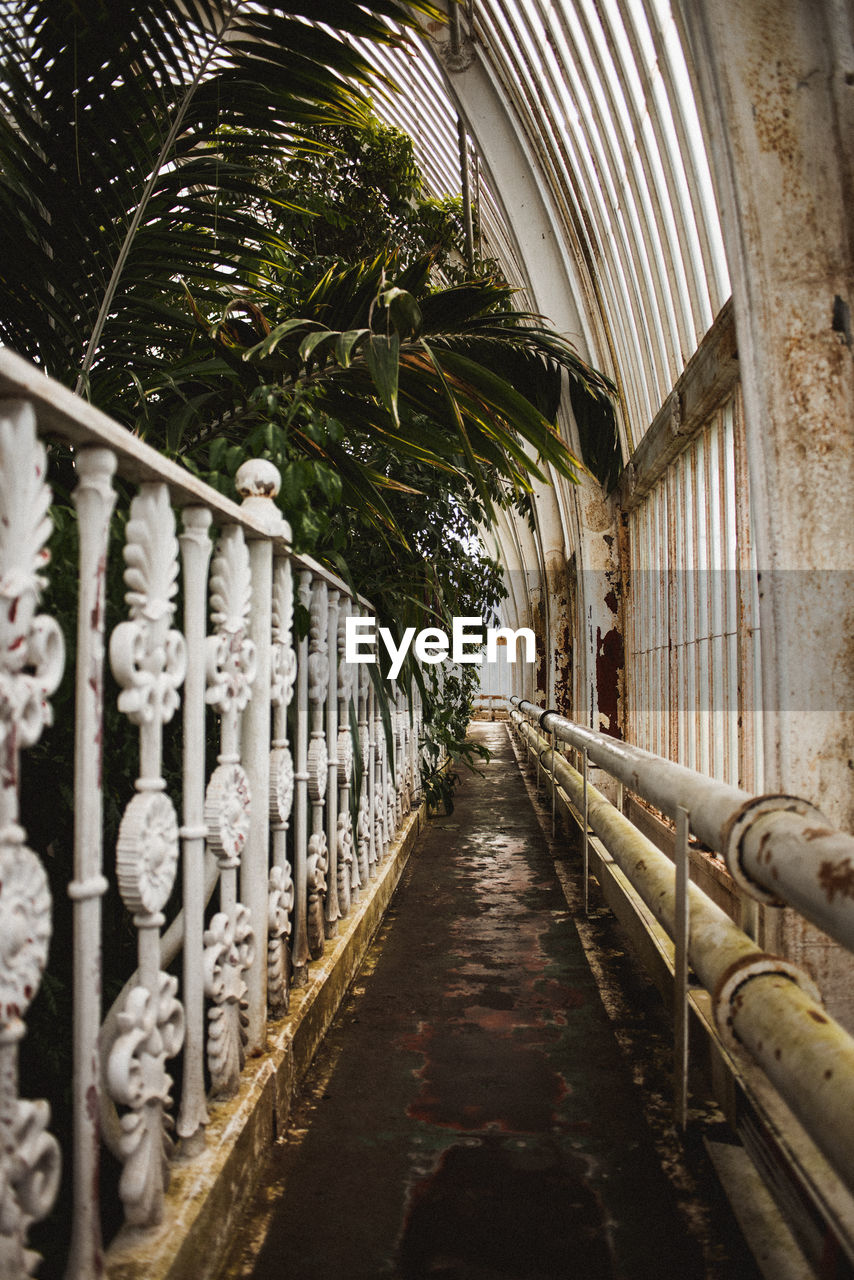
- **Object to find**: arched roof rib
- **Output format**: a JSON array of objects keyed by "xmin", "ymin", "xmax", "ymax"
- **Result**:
[{"xmin": 350, "ymin": 2, "xmax": 729, "ymax": 450}]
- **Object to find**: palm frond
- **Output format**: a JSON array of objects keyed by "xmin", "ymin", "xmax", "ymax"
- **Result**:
[{"xmin": 0, "ymin": 1, "xmax": 443, "ymax": 400}]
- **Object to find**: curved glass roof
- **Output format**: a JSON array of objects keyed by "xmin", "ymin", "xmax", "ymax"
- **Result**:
[{"xmin": 349, "ymin": 1, "xmax": 730, "ymax": 452}]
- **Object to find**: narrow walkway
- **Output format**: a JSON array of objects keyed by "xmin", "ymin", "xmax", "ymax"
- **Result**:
[{"xmin": 222, "ymin": 723, "xmax": 757, "ymax": 1280}]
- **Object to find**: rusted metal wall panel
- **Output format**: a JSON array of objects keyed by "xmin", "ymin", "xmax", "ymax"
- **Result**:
[{"xmin": 624, "ymin": 391, "xmax": 761, "ymax": 789}]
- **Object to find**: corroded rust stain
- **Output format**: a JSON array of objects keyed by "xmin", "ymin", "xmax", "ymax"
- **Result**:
[
  {"xmin": 596, "ymin": 626, "xmax": 624, "ymax": 739},
  {"xmin": 819, "ymin": 857, "xmax": 854, "ymax": 902},
  {"xmin": 554, "ymin": 616, "xmax": 574, "ymax": 717}
]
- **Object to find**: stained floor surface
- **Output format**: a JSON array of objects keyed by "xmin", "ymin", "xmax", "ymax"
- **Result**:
[{"xmin": 222, "ymin": 722, "xmax": 757, "ymax": 1280}]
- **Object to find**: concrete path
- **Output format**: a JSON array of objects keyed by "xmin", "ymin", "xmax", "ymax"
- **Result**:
[{"xmin": 222, "ymin": 722, "xmax": 758, "ymax": 1280}]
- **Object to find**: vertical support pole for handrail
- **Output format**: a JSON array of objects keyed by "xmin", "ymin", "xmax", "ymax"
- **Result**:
[
  {"xmin": 67, "ymin": 445, "xmax": 116, "ymax": 1280},
  {"xmin": 674, "ymin": 806, "xmax": 691, "ymax": 1131},
  {"xmin": 292, "ymin": 570, "xmax": 312, "ymax": 985},
  {"xmin": 582, "ymin": 747, "xmax": 589, "ymax": 917},
  {"xmin": 551, "ymin": 730, "xmax": 557, "ymax": 837},
  {"xmin": 176, "ymin": 505, "xmax": 212, "ymax": 1155},
  {"xmin": 325, "ymin": 589, "xmax": 340, "ymax": 937},
  {"xmin": 237, "ymin": 462, "xmax": 283, "ymax": 1055},
  {"xmin": 743, "ymin": 896, "xmax": 759, "ymax": 942}
]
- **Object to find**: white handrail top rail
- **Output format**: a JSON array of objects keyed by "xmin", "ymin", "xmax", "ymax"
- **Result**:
[
  {"xmin": 0, "ymin": 347, "xmax": 375, "ymax": 608},
  {"xmin": 0, "ymin": 347, "xmax": 283, "ymax": 537},
  {"xmin": 514, "ymin": 697, "xmax": 854, "ymax": 955}
]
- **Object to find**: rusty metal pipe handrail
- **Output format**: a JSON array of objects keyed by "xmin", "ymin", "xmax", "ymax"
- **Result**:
[
  {"xmin": 510, "ymin": 709, "xmax": 854, "ymax": 1194},
  {"xmin": 516, "ymin": 701, "xmax": 854, "ymax": 956}
]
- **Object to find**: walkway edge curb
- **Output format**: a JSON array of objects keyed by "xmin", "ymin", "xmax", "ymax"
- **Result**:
[{"xmin": 104, "ymin": 804, "xmax": 426, "ymax": 1280}]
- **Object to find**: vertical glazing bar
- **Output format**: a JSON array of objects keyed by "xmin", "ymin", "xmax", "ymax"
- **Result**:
[
  {"xmin": 696, "ymin": 430, "xmax": 711, "ymax": 778},
  {"xmin": 582, "ymin": 747, "xmax": 590, "ymax": 916},
  {"xmin": 674, "ymin": 805, "xmax": 691, "ymax": 1130},
  {"xmin": 658, "ymin": 479, "xmax": 671, "ymax": 759},
  {"xmin": 732, "ymin": 389, "xmax": 762, "ymax": 792},
  {"xmin": 325, "ymin": 589, "xmax": 340, "ymax": 937},
  {"xmin": 687, "ymin": 448, "xmax": 700, "ymax": 772},
  {"xmin": 642, "ymin": 500, "xmax": 652, "ymax": 754},
  {"xmin": 626, "ymin": 509, "xmax": 637, "ymax": 750},
  {"xmin": 292, "ymin": 571, "xmax": 312, "ymax": 984},
  {"xmin": 237, "ymin": 464, "xmax": 282, "ymax": 1054},
  {"xmin": 666, "ymin": 462, "xmax": 679, "ymax": 764},
  {"xmin": 720, "ymin": 401, "xmax": 739, "ymax": 787},
  {"xmin": 67, "ymin": 446, "xmax": 116, "ymax": 1280},
  {"xmin": 176, "ymin": 506, "xmax": 212, "ymax": 1154},
  {"xmin": 707, "ymin": 418, "xmax": 725, "ymax": 782}
]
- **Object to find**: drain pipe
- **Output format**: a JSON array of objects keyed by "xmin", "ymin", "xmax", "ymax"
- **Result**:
[
  {"xmin": 509, "ymin": 709, "xmax": 854, "ymax": 1194},
  {"xmin": 516, "ymin": 702, "xmax": 854, "ymax": 957}
]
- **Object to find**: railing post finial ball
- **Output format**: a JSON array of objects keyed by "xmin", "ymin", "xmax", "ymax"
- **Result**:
[
  {"xmin": 236, "ymin": 458, "xmax": 281, "ymax": 499},
  {"xmin": 236, "ymin": 458, "xmax": 291, "ymax": 539}
]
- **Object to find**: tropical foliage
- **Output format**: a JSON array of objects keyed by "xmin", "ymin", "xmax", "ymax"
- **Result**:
[
  {"xmin": 252, "ymin": 115, "xmax": 472, "ymax": 286},
  {"xmin": 3, "ymin": 6, "xmax": 626, "ymax": 1268},
  {"xmin": 0, "ymin": 0, "xmax": 441, "ymax": 389},
  {"xmin": 1, "ymin": 0, "xmax": 619, "ymax": 778}
]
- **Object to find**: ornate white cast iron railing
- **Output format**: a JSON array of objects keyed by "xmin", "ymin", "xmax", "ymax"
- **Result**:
[{"xmin": 0, "ymin": 349, "xmax": 423, "ymax": 1279}]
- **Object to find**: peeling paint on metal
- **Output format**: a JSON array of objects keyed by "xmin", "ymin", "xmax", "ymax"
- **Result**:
[{"xmin": 595, "ymin": 626, "xmax": 624, "ymax": 739}]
